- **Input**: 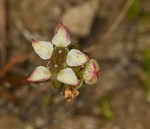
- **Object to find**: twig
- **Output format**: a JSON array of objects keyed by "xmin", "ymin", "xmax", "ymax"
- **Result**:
[
  {"xmin": 0, "ymin": 53, "xmax": 33, "ymax": 103},
  {"xmin": 0, "ymin": 0, "xmax": 7, "ymax": 67},
  {"xmin": 0, "ymin": 54, "xmax": 34, "ymax": 79}
]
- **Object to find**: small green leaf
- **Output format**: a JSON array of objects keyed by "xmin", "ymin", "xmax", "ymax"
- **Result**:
[
  {"xmin": 127, "ymin": 0, "xmax": 141, "ymax": 21},
  {"xmin": 99, "ymin": 96, "xmax": 115, "ymax": 121}
]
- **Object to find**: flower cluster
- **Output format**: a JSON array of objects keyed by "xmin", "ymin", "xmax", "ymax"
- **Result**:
[{"xmin": 27, "ymin": 23, "xmax": 100, "ymax": 101}]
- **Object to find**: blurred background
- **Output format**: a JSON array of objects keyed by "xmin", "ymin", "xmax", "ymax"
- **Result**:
[{"xmin": 0, "ymin": 0, "xmax": 150, "ymax": 129}]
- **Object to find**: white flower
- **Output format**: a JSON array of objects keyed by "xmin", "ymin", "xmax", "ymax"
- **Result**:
[{"xmin": 27, "ymin": 23, "xmax": 88, "ymax": 86}]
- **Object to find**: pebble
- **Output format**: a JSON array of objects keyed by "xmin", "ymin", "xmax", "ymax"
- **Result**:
[{"xmin": 62, "ymin": 0, "xmax": 99, "ymax": 37}]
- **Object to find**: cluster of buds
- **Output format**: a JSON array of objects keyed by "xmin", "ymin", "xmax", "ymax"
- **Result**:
[{"xmin": 27, "ymin": 23, "xmax": 100, "ymax": 101}]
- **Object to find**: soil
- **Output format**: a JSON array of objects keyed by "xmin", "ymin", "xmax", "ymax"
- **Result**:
[{"xmin": 0, "ymin": 0, "xmax": 150, "ymax": 129}]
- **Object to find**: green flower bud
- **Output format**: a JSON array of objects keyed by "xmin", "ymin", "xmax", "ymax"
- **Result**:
[{"xmin": 83, "ymin": 59, "xmax": 100, "ymax": 85}]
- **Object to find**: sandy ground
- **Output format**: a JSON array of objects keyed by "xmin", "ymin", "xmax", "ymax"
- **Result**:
[{"xmin": 0, "ymin": 0, "xmax": 150, "ymax": 129}]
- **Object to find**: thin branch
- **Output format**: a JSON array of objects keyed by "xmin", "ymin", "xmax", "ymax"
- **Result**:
[
  {"xmin": 0, "ymin": 54, "xmax": 34, "ymax": 79},
  {"xmin": 0, "ymin": 0, "xmax": 7, "ymax": 67}
]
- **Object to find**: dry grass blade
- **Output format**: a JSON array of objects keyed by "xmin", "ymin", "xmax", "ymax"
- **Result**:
[
  {"xmin": 86, "ymin": 0, "xmax": 134, "ymax": 53},
  {"xmin": 103, "ymin": 0, "xmax": 134, "ymax": 40}
]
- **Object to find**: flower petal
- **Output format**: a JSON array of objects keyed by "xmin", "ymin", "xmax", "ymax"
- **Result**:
[
  {"xmin": 52, "ymin": 23, "xmax": 71, "ymax": 47},
  {"xmin": 32, "ymin": 39, "xmax": 53, "ymax": 60},
  {"xmin": 83, "ymin": 59, "xmax": 100, "ymax": 85},
  {"xmin": 66, "ymin": 49, "xmax": 89, "ymax": 66},
  {"xmin": 57, "ymin": 68, "xmax": 78, "ymax": 86},
  {"xmin": 27, "ymin": 66, "xmax": 51, "ymax": 82}
]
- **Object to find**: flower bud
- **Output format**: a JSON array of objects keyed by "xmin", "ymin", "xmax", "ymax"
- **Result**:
[{"xmin": 83, "ymin": 59, "xmax": 100, "ymax": 85}]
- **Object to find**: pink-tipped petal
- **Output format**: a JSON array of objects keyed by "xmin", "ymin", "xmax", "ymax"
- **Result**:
[
  {"xmin": 27, "ymin": 66, "xmax": 51, "ymax": 82},
  {"xmin": 66, "ymin": 49, "xmax": 89, "ymax": 66},
  {"xmin": 57, "ymin": 68, "xmax": 78, "ymax": 86},
  {"xmin": 32, "ymin": 39, "xmax": 53, "ymax": 60},
  {"xmin": 83, "ymin": 59, "xmax": 100, "ymax": 85},
  {"xmin": 52, "ymin": 23, "xmax": 71, "ymax": 47}
]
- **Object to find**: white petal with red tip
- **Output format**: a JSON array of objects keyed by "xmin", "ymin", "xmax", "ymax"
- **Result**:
[
  {"xmin": 52, "ymin": 23, "xmax": 71, "ymax": 47},
  {"xmin": 27, "ymin": 66, "xmax": 51, "ymax": 82},
  {"xmin": 66, "ymin": 49, "xmax": 89, "ymax": 66},
  {"xmin": 32, "ymin": 39, "xmax": 53, "ymax": 60},
  {"xmin": 57, "ymin": 68, "xmax": 78, "ymax": 86}
]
